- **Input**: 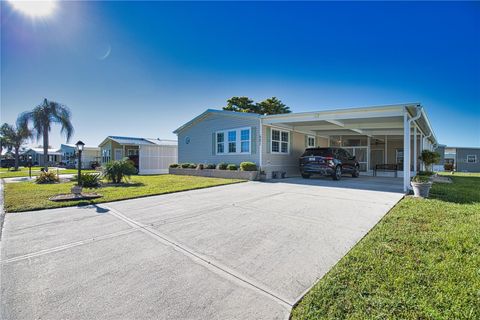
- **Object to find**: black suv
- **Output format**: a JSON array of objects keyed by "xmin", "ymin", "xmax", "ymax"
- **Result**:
[{"xmin": 299, "ymin": 147, "xmax": 360, "ymax": 180}]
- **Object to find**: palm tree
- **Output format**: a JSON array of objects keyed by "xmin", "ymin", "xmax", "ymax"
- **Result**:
[
  {"xmin": 0, "ymin": 126, "xmax": 10, "ymax": 158},
  {"xmin": 0, "ymin": 123, "xmax": 31, "ymax": 170},
  {"xmin": 18, "ymin": 98, "xmax": 74, "ymax": 171}
]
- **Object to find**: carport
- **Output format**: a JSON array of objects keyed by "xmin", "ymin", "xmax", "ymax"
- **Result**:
[{"xmin": 261, "ymin": 103, "xmax": 438, "ymax": 191}]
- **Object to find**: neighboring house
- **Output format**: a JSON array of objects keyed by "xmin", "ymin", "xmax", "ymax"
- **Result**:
[
  {"xmin": 60, "ymin": 144, "xmax": 101, "ymax": 169},
  {"xmin": 98, "ymin": 136, "xmax": 178, "ymax": 174},
  {"xmin": 437, "ymin": 146, "xmax": 480, "ymax": 172},
  {"xmin": 174, "ymin": 103, "xmax": 439, "ymax": 191},
  {"xmin": 22, "ymin": 148, "xmax": 62, "ymax": 166}
]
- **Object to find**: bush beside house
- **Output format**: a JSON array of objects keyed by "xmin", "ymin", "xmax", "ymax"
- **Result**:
[{"xmin": 169, "ymin": 161, "xmax": 259, "ymax": 180}]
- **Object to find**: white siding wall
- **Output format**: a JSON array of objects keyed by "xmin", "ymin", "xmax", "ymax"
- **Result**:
[
  {"xmin": 262, "ymin": 126, "xmax": 329, "ymax": 178},
  {"xmin": 177, "ymin": 113, "xmax": 261, "ymax": 165},
  {"xmin": 139, "ymin": 145, "xmax": 178, "ymax": 174}
]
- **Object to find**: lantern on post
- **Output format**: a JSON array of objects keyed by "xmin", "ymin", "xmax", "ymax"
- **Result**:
[{"xmin": 75, "ymin": 140, "xmax": 85, "ymax": 186}]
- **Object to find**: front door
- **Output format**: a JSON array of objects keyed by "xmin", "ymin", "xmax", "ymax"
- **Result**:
[{"xmin": 114, "ymin": 148, "xmax": 123, "ymax": 161}]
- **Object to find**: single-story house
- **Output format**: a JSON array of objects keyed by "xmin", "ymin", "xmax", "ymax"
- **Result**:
[
  {"xmin": 22, "ymin": 148, "xmax": 62, "ymax": 166},
  {"xmin": 99, "ymin": 136, "xmax": 178, "ymax": 174},
  {"xmin": 174, "ymin": 103, "xmax": 439, "ymax": 191},
  {"xmin": 439, "ymin": 146, "xmax": 480, "ymax": 172},
  {"xmin": 60, "ymin": 144, "xmax": 101, "ymax": 169}
]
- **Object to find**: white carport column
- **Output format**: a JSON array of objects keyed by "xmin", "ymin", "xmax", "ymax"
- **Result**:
[
  {"xmin": 413, "ymin": 125, "xmax": 417, "ymax": 175},
  {"xmin": 420, "ymin": 132, "xmax": 424, "ymax": 170},
  {"xmin": 403, "ymin": 111, "xmax": 411, "ymax": 192}
]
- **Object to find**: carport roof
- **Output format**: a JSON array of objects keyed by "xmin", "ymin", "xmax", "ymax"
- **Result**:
[{"xmin": 262, "ymin": 103, "xmax": 438, "ymax": 145}]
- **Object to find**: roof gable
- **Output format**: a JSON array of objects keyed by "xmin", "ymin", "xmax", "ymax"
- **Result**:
[{"xmin": 173, "ymin": 109, "xmax": 261, "ymax": 134}]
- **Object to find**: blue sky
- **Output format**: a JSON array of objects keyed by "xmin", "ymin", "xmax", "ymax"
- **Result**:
[{"xmin": 1, "ymin": 1, "xmax": 479, "ymax": 148}]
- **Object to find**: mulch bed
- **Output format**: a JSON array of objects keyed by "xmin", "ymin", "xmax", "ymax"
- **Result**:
[{"xmin": 49, "ymin": 193, "xmax": 103, "ymax": 202}]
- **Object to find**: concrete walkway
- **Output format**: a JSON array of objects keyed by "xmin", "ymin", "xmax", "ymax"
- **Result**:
[
  {"xmin": 0, "ymin": 177, "xmax": 404, "ymax": 319},
  {"xmin": 2, "ymin": 174, "xmax": 75, "ymax": 183}
]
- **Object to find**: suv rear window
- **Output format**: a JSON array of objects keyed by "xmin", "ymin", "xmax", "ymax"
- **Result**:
[{"xmin": 301, "ymin": 148, "xmax": 333, "ymax": 157}]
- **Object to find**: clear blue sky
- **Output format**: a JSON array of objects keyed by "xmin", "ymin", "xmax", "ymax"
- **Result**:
[{"xmin": 1, "ymin": 1, "xmax": 479, "ymax": 148}]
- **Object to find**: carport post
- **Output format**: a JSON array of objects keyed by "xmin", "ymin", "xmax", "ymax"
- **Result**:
[
  {"xmin": 413, "ymin": 125, "xmax": 417, "ymax": 175},
  {"xmin": 403, "ymin": 111, "xmax": 411, "ymax": 192}
]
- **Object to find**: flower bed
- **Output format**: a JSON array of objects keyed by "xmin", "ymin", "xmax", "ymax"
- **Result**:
[{"xmin": 169, "ymin": 168, "xmax": 259, "ymax": 181}]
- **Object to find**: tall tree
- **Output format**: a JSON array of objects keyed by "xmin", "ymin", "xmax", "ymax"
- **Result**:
[
  {"xmin": 222, "ymin": 96, "xmax": 291, "ymax": 115},
  {"xmin": 17, "ymin": 98, "xmax": 74, "ymax": 171},
  {"xmin": 223, "ymin": 97, "xmax": 260, "ymax": 113},
  {"xmin": 256, "ymin": 97, "xmax": 291, "ymax": 115},
  {"xmin": 0, "ymin": 126, "xmax": 11, "ymax": 157},
  {"xmin": 0, "ymin": 123, "xmax": 31, "ymax": 170}
]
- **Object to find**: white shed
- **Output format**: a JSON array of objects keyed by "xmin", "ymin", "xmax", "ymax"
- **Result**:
[{"xmin": 99, "ymin": 136, "xmax": 178, "ymax": 174}]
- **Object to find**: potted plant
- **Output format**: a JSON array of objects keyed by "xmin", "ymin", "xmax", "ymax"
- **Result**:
[{"xmin": 411, "ymin": 174, "xmax": 432, "ymax": 198}]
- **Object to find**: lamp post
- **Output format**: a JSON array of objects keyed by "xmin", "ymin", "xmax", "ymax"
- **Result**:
[
  {"xmin": 75, "ymin": 140, "xmax": 85, "ymax": 186},
  {"xmin": 28, "ymin": 155, "xmax": 32, "ymax": 178}
]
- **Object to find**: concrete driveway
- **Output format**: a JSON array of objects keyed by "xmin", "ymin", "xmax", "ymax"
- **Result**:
[{"xmin": 1, "ymin": 177, "xmax": 404, "ymax": 319}]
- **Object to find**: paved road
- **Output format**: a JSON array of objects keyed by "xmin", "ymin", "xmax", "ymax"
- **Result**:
[{"xmin": 1, "ymin": 177, "xmax": 404, "ymax": 319}]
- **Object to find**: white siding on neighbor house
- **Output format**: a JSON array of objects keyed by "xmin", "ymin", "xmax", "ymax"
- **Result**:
[
  {"xmin": 261, "ymin": 125, "xmax": 328, "ymax": 178},
  {"xmin": 177, "ymin": 113, "xmax": 261, "ymax": 166},
  {"xmin": 139, "ymin": 144, "xmax": 178, "ymax": 174}
]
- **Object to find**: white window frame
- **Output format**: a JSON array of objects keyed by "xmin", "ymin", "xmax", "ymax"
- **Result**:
[
  {"xmin": 271, "ymin": 128, "xmax": 290, "ymax": 154},
  {"xmin": 307, "ymin": 135, "xmax": 316, "ymax": 148},
  {"xmin": 467, "ymin": 155, "xmax": 477, "ymax": 163},
  {"xmin": 215, "ymin": 127, "xmax": 251, "ymax": 155}
]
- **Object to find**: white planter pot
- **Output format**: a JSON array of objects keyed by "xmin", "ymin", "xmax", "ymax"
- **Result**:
[{"xmin": 411, "ymin": 181, "xmax": 432, "ymax": 198}]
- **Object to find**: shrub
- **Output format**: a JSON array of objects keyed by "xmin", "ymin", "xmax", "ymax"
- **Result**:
[
  {"xmin": 418, "ymin": 171, "xmax": 435, "ymax": 177},
  {"xmin": 240, "ymin": 162, "xmax": 257, "ymax": 171},
  {"xmin": 180, "ymin": 163, "xmax": 191, "ymax": 168},
  {"xmin": 420, "ymin": 150, "xmax": 440, "ymax": 172},
  {"xmin": 72, "ymin": 172, "xmax": 101, "ymax": 188},
  {"xmin": 227, "ymin": 164, "xmax": 237, "ymax": 171},
  {"xmin": 217, "ymin": 163, "xmax": 228, "ymax": 170},
  {"xmin": 169, "ymin": 163, "xmax": 179, "ymax": 168},
  {"xmin": 205, "ymin": 164, "xmax": 216, "ymax": 169},
  {"xmin": 196, "ymin": 164, "xmax": 204, "ymax": 170},
  {"xmin": 444, "ymin": 163, "xmax": 454, "ymax": 171},
  {"xmin": 36, "ymin": 171, "xmax": 59, "ymax": 184},
  {"xmin": 103, "ymin": 159, "xmax": 137, "ymax": 184},
  {"xmin": 188, "ymin": 163, "xmax": 196, "ymax": 169},
  {"xmin": 412, "ymin": 175, "xmax": 431, "ymax": 183}
]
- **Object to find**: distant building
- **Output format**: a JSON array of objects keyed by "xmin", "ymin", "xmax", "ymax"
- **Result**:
[
  {"xmin": 60, "ymin": 144, "xmax": 101, "ymax": 169},
  {"xmin": 22, "ymin": 148, "xmax": 62, "ymax": 166},
  {"xmin": 436, "ymin": 146, "xmax": 480, "ymax": 172}
]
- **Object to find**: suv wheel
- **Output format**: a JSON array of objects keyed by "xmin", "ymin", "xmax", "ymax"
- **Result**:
[
  {"xmin": 352, "ymin": 166, "xmax": 360, "ymax": 178},
  {"xmin": 301, "ymin": 173, "xmax": 311, "ymax": 179},
  {"xmin": 332, "ymin": 166, "xmax": 342, "ymax": 180}
]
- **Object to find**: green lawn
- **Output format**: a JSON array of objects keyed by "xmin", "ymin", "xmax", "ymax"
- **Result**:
[
  {"xmin": 0, "ymin": 166, "xmax": 96, "ymax": 178},
  {"xmin": 3, "ymin": 174, "xmax": 243, "ymax": 212},
  {"xmin": 292, "ymin": 173, "xmax": 480, "ymax": 320}
]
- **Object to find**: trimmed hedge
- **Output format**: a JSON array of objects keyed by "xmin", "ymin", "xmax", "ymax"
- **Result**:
[
  {"xmin": 217, "ymin": 163, "xmax": 228, "ymax": 170},
  {"xmin": 227, "ymin": 164, "xmax": 237, "ymax": 171},
  {"xmin": 240, "ymin": 162, "xmax": 257, "ymax": 171}
]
